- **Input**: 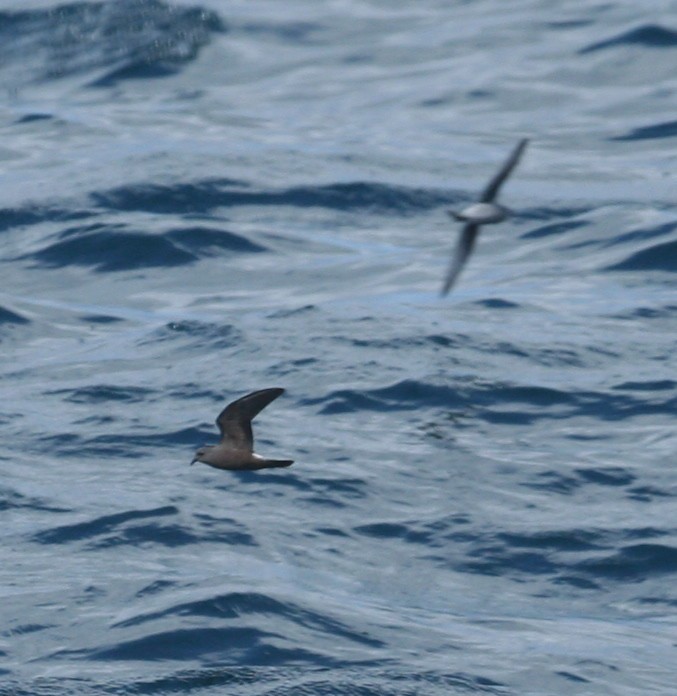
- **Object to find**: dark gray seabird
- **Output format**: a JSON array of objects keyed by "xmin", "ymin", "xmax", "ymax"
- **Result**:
[
  {"xmin": 441, "ymin": 138, "xmax": 529, "ymax": 296},
  {"xmin": 191, "ymin": 388, "xmax": 293, "ymax": 471}
]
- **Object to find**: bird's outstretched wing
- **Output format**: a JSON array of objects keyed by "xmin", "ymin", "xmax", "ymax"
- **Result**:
[
  {"xmin": 216, "ymin": 388, "xmax": 285, "ymax": 451},
  {"xmin": 479, "ymin": 138, "xmax": 528, "ymax": 203},
  {"xmin": 440, "ymin": 223, "xmax": 479, "ymax": 296}
]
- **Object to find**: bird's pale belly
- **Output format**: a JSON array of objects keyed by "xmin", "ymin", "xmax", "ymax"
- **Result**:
[{"xmin": 455, "ymin": 202, "xmax": 508, "ymax": 224}]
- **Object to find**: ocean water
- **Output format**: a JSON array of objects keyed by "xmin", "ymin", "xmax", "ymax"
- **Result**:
[{"xmin": 1, "ymin": 0, "xmax": 676, "ymax": 694}]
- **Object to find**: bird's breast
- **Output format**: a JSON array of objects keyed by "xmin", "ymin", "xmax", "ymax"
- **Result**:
[
  {"xmin": 200, "ymin": 445, "xmax": 253, "ymax": 470},
  {"xmin": 456, "ymin": 202, "xmax": 508, "ymax": 224}
]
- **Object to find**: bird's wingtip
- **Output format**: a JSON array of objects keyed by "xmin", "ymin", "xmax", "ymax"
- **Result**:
[{"xmin": 516, "ymin": 137, "xmax": 530, "ymax": 153}]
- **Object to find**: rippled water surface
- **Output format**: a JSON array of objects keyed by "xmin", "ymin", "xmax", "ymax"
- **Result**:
[{"xmin": 1, "ymin": 1, "xmax": 677, "ymax": 694}]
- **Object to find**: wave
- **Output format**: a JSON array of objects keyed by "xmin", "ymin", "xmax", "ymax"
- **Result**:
[
  {"xmin": 91, "ymin": 179, "xmax": 460, "ymax": 215},
  {"xmin": 350, "ymin": 513, "xmax": 677, "ymax": 589},
  {"xmin": 90, "ymin": 626, "xmax": 332, "ymax": 664},
  {"xmin": 576, "ymin": 543, "xmax": 677, "ymax": 580},
  {"xmin": 0, "ymin": 206, "xmax": 89, "ymax": 234},
  {"xmin": 579, "ymin": 24, "xmax": 677, "ymax": 53},
  {"xmin": 613, "ymin": 304, "xmax": 677, "ymax": 319},
  {"xmin": 47, "ymin": 586, "xmax": 384, "ymax": 666},
  {"xmin": 304, "ymin": 379, "xmax": 467, "ymax": 415},
  {"xmin": 5, "ymin": 177, "xmax": 460, "ymax": 274},
  {"xmin": 4, "ymin": 668, "xmax": 509, "ymax": 696},
  {"xmin": 521, "ymin": 220, "xmax": 588, "ymax": 240},
  {"xmin": 77, "ymin": 313, "xmax": 126, "ymax": 324},
  {"xmin": 0, "ymin": 0, "xmax": 225, "ymax": 87},
  {"xmin": 46, "ymin": 385, "xmax": 153, "ymax": 404},
  {"xmin": 606, "ymin": 239, "xmax": 677, "ymax": 272},
  {"xmin": 0, "ymin": 668, "xmax": 511, "ymax": 696},
  {"xmin": 611, "ymin": 120, "xmax": 677, "ymax": 141},
  {"xmin": 166, "ymin": 226, "xmax": 266, "ymax": 254},
  {"xmin": 21, "ymin": 225, "xmax": 192, "ymax": 271},
  {"xmin": 522, "ymin": 460, "xmax": 676, "ymax": 503},
  {"xmin": 146, "ymin": 321, "xmax": 244, "ymax": 350},
  {"xmin": 34, "ymin": 425, "xmax": 205, "ymax": 459},
  {"xmin": 305, "ymin": 378, "xmax": 677, "ymax": 422},
  {"xmin": 32, "ymin": 505, "xmax": 179, "ymax": 544},
  {"xmin": 111, "ymin": 591, "xmax": 382, "ymax": 651},
  {"xmin": 0, "ymin": 486, "xmax": 71, "ymax": 514},
  {"xmin": 0, "ymin": 306, "xmax": 29, "ymax": 325},
  {"xmin": 19, "ymin": 223, "xmax": 264, "ymax": 272},
  {"xmin": 31, "ymin": 505, "xmax": 256, "ymax": 549}
]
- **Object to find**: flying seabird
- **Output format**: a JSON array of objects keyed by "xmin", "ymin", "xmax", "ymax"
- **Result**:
[
  {"xmin": 440, "ymin": 138, "xmax": 529, "ymax": 295},
  {"xmin": 191, "ymin": 388, "xmax": 294, "ymax": 471}
]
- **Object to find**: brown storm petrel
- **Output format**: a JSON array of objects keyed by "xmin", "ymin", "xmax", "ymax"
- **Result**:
[
  {"xmin": 441, "ymin": 138, "xmax": 529, "ymax": 296},
  {"xmin": 190, "ymin": 388, "xmax": 294, "ymax": 471}
]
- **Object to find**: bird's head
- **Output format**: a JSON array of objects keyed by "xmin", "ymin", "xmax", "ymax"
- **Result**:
[
  {"xmin": 190, "ymin": 445, "xmax": 213, "ymax": 466},
  {"xmin": 447, "ymin": 210, "xmax": 466, "ymax": 222}
]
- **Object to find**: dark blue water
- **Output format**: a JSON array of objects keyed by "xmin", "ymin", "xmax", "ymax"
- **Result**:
[{"xmin": 1, "ymin": 1, "xmax": 676, "ymax": 694}]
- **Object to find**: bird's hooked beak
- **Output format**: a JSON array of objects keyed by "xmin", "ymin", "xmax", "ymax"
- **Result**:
[{"xmin": 191, "ymin": 445, "xmax": 208, "ymax": 466}]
